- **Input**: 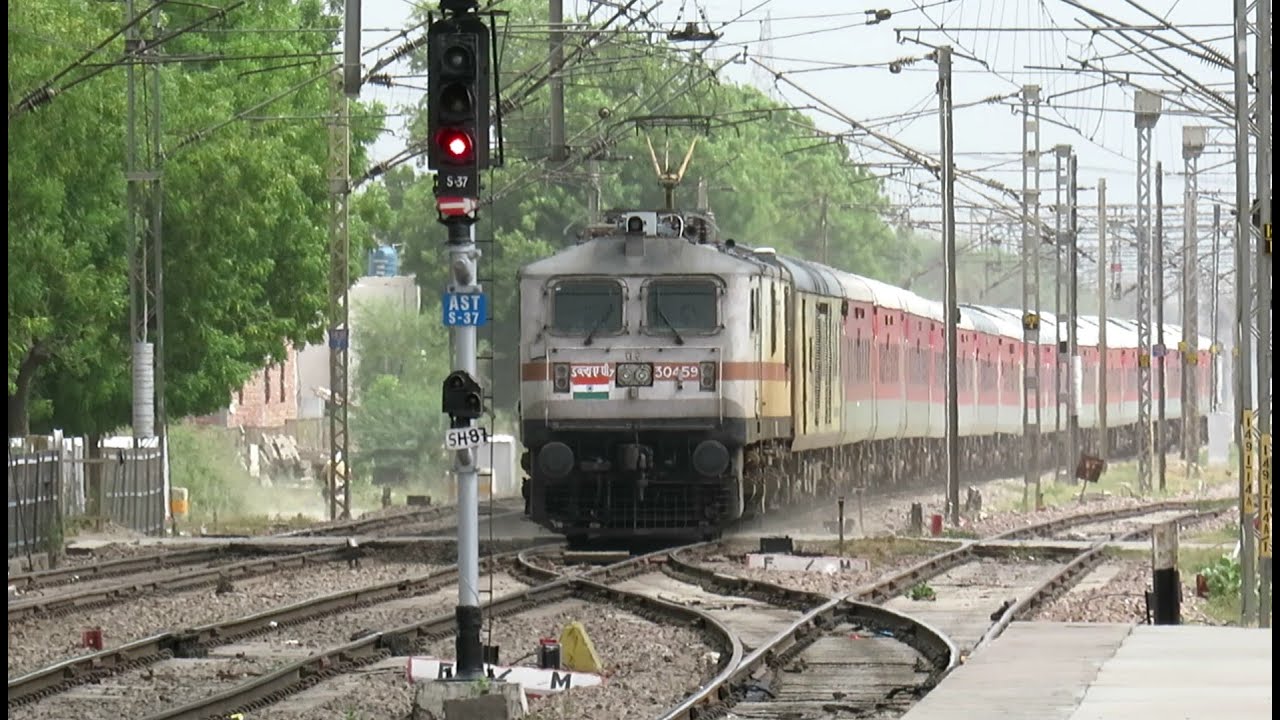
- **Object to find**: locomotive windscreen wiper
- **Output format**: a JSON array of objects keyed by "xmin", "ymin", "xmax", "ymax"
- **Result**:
[
  {"xmin": 582, "ymin": 305, "xmax": 614, "ymax": 346},
  {"xmin": 654, "ymin": 304, "xmax": 685, "ymax": 345}
]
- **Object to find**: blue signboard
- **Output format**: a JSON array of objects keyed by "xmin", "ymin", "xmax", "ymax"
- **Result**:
[{"xmin": 442, "ymin": 292, "xmax": 488, "ymax": 327}]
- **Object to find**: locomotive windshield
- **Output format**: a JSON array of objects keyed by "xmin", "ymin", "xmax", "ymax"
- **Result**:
[
  {"xmin": 646, "ymin": 279, "xmax": 718, "ymax": 332},
  {"xmin": 551, "ymin": 279, "xmax": 623, "ymax": 334}
]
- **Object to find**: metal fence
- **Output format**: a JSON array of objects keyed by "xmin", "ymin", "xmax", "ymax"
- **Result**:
[
  {"xmin": 7, "ymin": 436, "xmax": 167, "ymax": 558},
  {"xmin": 7, "ymin": 449, "xmax": 61, "ymax": 559},
  {"xmin": 100, "ymin": 444, "xmax": 166, "ymax": 536}
]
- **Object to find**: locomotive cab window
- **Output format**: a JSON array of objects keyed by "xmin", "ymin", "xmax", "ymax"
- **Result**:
[
  {"xmin": 550, "ymin": 279, "xmax": 624, "ymax": 335},
  {"xmin": 645, "ymin": 279, "xmax": 719, "ymax": 333}
]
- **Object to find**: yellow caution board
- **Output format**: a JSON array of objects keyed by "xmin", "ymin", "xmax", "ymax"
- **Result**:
[
  {"xmin": 559, "ymin": 621, "xmax": 603, "ymax": 674},
  {"xmin": 1261, "ymin": 433, "xmax": 1272, "ymax": 559},
  {"xmin": 1243, "ymin": 411, "xmax": 1256, "ymax": 516}
]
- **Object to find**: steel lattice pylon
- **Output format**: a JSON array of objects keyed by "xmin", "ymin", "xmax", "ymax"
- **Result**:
[
  {"xmin": 327, "ymin": 78, "xmax": 352, "ymax": 521},
  {"xmin": 1020, "ymin": 85, "xmax": 1043, "ymax": 509},
  {"xmin": 1134, "ymin": 91, "xmax": 1161, "ymax": 493}
]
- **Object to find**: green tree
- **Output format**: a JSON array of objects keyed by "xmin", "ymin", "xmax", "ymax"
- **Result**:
[
  {"xmin": 8, "ymin": 0, "xmax": 382, "ymax": 435},
  {"xmin": 349, "ymin": 298, "xmax": 452, "ymax": 486}
]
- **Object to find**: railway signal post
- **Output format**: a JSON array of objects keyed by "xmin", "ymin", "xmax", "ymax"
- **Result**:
[{"xmin": 429, "ymin": 0, "xmax": 493, "ymax": 679}]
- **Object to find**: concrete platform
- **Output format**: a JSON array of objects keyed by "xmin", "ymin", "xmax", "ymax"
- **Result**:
[{"xmin": 900, "ymin": 622, "xmax": 1272, "ymax": 720}]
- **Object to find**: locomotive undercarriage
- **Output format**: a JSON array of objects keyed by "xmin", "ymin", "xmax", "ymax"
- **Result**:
[
  {"xmin": 524, "ymin": 426, "xmax": 743, "ymax": 541},
  {"xmin": 525, "ymin": 417, "xmax": 1206, "ymax": 541},
  {"xmin": 738, "ymin": 416, "xmax": 1208, "ymax": 516}
]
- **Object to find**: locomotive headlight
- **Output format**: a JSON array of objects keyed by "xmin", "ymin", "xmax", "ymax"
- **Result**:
[
  {"xmin": 552, "ymin": 363, "xmax": 571, "ymax": 393},
  {"xmin": 615, "ymin": 362, "xmax": 653, "ymax": 387},
  {"xmin": 618, "ymin": 364, "xmax": 637, "ymax": 386},
  {"xmin": 699, "ymin": 361, "xmax": 717, "ymax": 391}
]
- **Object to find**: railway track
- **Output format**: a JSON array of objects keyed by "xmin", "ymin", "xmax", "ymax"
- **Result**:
[
  {"xmin": 8, "ymin": 544, "xmax": 740, "ymax": 720},
  {"xmin": 650, "ymin": 498, "xmax": 1230, "ymax": 720},
  {"xmin": 9, "ymin": 498, "xmax": 1230, "ymax": 720},
  {"xmin": 7, "ymin": 547, "xmax": 239, "ymax": 593}
]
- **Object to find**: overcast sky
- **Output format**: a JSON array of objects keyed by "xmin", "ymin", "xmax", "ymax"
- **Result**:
[{"xmin": 359, "ymin": 1, "xmax": 1251, "ymax": 238}]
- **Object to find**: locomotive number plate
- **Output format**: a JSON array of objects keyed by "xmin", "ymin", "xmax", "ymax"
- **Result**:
[{"xmin": 653, "ymin": 363, "xmax": 701, "ymax": 381}]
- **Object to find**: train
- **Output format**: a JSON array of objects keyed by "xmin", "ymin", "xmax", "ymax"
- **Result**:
[{"xmin": 516, "ymin": 208, "xmax": 1212, "ymax": 541}]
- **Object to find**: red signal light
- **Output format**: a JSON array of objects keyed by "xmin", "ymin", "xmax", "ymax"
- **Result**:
[{"xmin": 435, "ymin": 128, "xmax": 474, "ymax": 163}]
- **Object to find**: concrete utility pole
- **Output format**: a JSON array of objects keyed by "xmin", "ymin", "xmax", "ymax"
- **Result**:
[
  {"xmin": 1134, "ymin": 90, "xmax": 1161, "ymax": 494},
  {"xmin": 1053, "ymin": 144, "xmax": 1071, "ymax": 483},
  {"xmin": 938, "ymin": 46, "xmax": 960, "ymax": 526},
  {"xmin": 1211, "ymin": 203, "xmax": 1222, "ymax": 412},
  {"xmin": 1066, "ymin": 153, "xmax": 1079, "ymax": 483},
  {"xmin": 1181, "ymin": 127, "xmax": 1205, "ymax": 477},
  {"xmin": 1155, "ymin": 164, "xmax": 1167, "ymax": 492},
  {"xmin": 125, "ymin": 0, "xmax": 162, "ymax": 443},
  {"xmin": 327, "ymin": 3, "xmax": 360, "ymax": 521},
  {"xmin": 1232, "ymin": 0, "xmax": 1258, "ymax": 623},
  {"xmin": 1097, "ymin": 178, "xmax": 1109, "ymax": 460},
  {"xmin": 548, "ymin": 0, "xmax": 566, "ymax": 162},
  {"xmin": 1020, "ymin": 84, "xmax": 1043, "ymax": 509},
  {"xmin": 1255, "ymin": 0, "xmax": 1272, "ymax": 628}
]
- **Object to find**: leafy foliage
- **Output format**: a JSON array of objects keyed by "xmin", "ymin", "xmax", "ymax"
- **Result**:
[
  {"xmin": 1199, "ymin": 554, "xmax": 1241, "ymax": 599},
  {"xmin": 908, "ymin": 582, "xmax": 937, "ymax": 601},
  {"xmin": 348, "ymin": 299, "xmax": 452, "ymax": 489},
  {"xmin": 8, "ymin": 0, "xmax": 381, "ymax": 435}
]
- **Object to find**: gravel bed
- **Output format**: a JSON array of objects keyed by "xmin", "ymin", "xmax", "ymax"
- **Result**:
[
  {"xmin": 1033, "ymin": 560, "xmax": 1224, "ymax": 625},
  {"xmin": 10, "ymin": 573, "xmax": 529, "ymax": 720},
  {"xmin": 691, "ymin": 551, "xmax": 939, "ymax": 596},
  {"xmin": 438, "ymin": 599, "xmax": 714, "ymax": 720},
  {"xmin": 879, "ymin": 481, "xmax": 1235, "ymax": 540},
  {"xmin": 7, "ymin": 559, "xmax": 444, "ymax": 678},
  {"xmin": 256, "ymin": 598, "xmax": 716, "ymax": 720}
]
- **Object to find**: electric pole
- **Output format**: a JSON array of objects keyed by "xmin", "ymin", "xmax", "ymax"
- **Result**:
[
  {"xmin": 548, "ymin": 0, "xmax": 566, "ymax": 162},
  {"xmin": 1232, "ymin": 0, "xmax": 1258, "ymax": 623},
  {"xmin": 1020, "ymin": 84, "xmax": 1043, "ymax": 509},
  {"xmin": 1155, "ymin": 163, "xmax": 1167, "ymax": 492},
  {"xmin": 1053, "ymin": 144, "xmax": 1071, "ymax": 483},
  {"xmin": 1066, "ymin": 152, "xmax": 1079, "ymax": 484},
  {"xmin": 1181, "ymin": 127, "xmax": 1205, "ymax": 478},
  {"xmin": 938, "ymin": 46, "xmax": 959, "ymax": 527},
  {"xmin": 1134, "ymin": 90, "xmax": 1161, "ymax": 494},
  {"xmin": 327, "ymin": 2, "xmax": 360, "ymax": 521},
  {"xmin": 1254, "ymin": 0, "xmax": 1272, "ymax": 628},
  {"xmin": 126, "ymin": 0, "xmax": 159, "ymax": 443},
  {"xmin": 430, "ymin": 0, "xmax": 494, "ymax": 678},
  {"xmin": 1211, "ymin": 203, "xmax": 1222, "ymax": 413},
  {"xmin": 1097, "ymin": 178, "xmax": 1108, "ymax": 460}
]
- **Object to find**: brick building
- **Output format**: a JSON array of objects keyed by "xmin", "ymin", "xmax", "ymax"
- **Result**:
[{"xmin": 193, "ymin": 346, "xmax": 300, "ymax": 429}]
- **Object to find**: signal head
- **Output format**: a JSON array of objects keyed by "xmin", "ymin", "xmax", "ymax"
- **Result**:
[{"xmin": 435, "ymin": 128, "xmax": 475, "ymax": 164}]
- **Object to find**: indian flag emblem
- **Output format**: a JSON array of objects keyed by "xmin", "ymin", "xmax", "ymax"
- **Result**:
[{"xmin": 571, "ymin": 364, "xmax": 611, "ymax": 400}]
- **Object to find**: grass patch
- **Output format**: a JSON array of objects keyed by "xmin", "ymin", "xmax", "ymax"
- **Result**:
[
  {"xmin": 988, "ymin": 453, "xmax": 1237, "ymax": 514},
  {"xmin": 1186, "ymin": 523, "xmax": 1239, "ymax": 546},
  {"xmin": 169, "ymin": 422, "xmax": 350, "ymax": 535},
  {"xmin": 1179, "ymin": 546, "xmax": 1243, "ymax": 625}
]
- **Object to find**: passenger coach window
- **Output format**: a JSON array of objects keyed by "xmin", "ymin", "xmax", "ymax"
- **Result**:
[
  {"xmin": 647, "ymin": 279, "xmax": 719, "ymax": 332},
  {"xmin": 551, "ymin": 280, "xmax": 623, "ymax": 334}
]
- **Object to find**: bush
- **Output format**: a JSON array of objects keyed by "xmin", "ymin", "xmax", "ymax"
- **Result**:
[
  {"xmin": 1200, "ymin": 555, "xmax": 1241, "ymax": 599},
  {"xmin": 167, "ymin": 422, "xmax": 253, "ymax": 520}
]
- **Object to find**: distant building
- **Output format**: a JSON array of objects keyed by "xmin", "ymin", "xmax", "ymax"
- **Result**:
[
  {"xmin": 191, "ymin": 346, "xmax": 300, "ymax": 429},
  {"xmin": 192, "ymin": 245, "xmax": 420, "ymax": 430}
]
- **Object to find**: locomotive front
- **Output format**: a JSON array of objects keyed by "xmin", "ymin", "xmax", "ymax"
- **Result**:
[{"xmin": 518, "ymin": 211, "xmax": 752, "ymax": 540}]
